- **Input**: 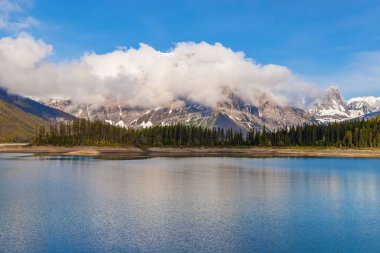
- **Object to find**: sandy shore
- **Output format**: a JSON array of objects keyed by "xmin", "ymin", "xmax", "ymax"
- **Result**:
[{"xmin": 1, "ymin": 144, "xmax": 380, "ymax": 157}]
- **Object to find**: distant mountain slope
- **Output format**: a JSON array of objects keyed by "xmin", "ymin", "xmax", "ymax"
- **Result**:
[
  {"xmin": 0, "ymin": 88, "xmax": 74, "ymax": 142},
  {"xmin": 353, "ymin": 110, "xmax": 380, "ymax": 121},
  {"xmin": 0, "ymin": 88, "xmax": 73, "ymax": 121},
  {"xmin": 347, "ymin": 96, "xmax": 380, "ymax": 114},
  {"xmin": 0, "ymin": 100, "xmax": 47, "ymax": 142}
]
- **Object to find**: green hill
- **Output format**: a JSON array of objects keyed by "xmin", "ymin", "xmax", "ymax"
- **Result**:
[
  {"xmin": 0, "ymin": 100, "xmax": 48, "ymax": 142},
  {"xmin": 0, "ymin": 88, "xmax": 73, "ymax": 121},
  {"xmin": 0, "ymin": 88, "xmax": 74, "ymax": 143}
]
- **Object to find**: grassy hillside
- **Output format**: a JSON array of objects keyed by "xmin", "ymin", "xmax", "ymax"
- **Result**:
[
  {"xmin": 0, "ymin": 88, "xmax": 73, "ymax": 121},
  {"xmin": 0, "ymin": 100, "xmax": 48, "ymax": 142},
  {"xmin": 0, "ymin": 87, "xmax": 74, "ymax": 143}
]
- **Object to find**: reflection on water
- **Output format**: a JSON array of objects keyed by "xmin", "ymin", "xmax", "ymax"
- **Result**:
[{"xmin": 1, "ymin": 154, "xmax": 380, "ymax": 252}]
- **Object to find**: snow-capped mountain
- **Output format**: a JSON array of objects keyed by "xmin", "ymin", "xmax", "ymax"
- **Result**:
[
  {"xmin": 42, "ymin": 91, "xmax": 316, "ymax": 132},
  {"xmin": 309, "ymin": 86, "xmax": 380, "ymax": 123},
  {"xmin": 347, "ymin": 96, "xmax": 380, "ymax": 114},
  {"xmin": 41, "ymin": 86, "xmax": 380, "ymax": 130},
  {"xmin": 308, "ymin": 86, "xmax": 352, "ymax": 123}
]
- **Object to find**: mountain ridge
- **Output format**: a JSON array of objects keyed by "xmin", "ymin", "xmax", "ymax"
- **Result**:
[
  {"xmin": 41, "ymin": 91, "xmax": 316, "ymax": 132},
  {"xmin": 0, "ymin": 88, "xmax": 74, "ymax": 122},
  {"xmin": 309, "ymin": 86, "xmax": 380, "ymax": 122},
  {"xmin": 3, "ymin": 85, "xmax": 380, "ymax": 140},
  {"xmin": 0, "ymin": 88, "xmax": 74, "ymax": 142},
  {"xmin": 43, "ymin": 85, "xmax": 380, "ymax": 130}
]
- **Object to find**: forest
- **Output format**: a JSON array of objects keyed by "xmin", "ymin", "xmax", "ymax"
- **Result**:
[{"xmin": 34, "ymin": 116, "xmax": 380, "ymax": 148}]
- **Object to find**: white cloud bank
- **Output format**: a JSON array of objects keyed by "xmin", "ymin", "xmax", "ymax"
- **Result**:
[{"xmin": 0, "ymin": 33, "xmax": 318, "ymax": 108}]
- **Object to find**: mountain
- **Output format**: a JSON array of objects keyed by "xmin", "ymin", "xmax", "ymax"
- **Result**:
[
  {"xmin": 307, "ymin": 86, "xmax": 380, "ymax": 123},
  {"xmin": 8, "ymin": 84, "xmax": 380, "ymax": 135},
  {"xmin": 42, "ymin": 91, "xmax": 316, "ymax": 133},
  {"xmin": 0, "ymin": 99, "xmax": 47, "ymax": 142},
  {"xmin": 308, "ymin": 86, "xmax": 353, "ymax": 123},
  {"xmin": 0, "ymin": 88, "xmax": 73, "ymax": 142},
  {"xmin": 44, "ymin": 91, "xmax": 317, "ymax": 132},
  {"xmin": 355, "ymin": 110, "xmax": 380, "ymax": 121},
  {"xmin": 347, "ymin": 96, "xmax": 380, "ymax": 114},
  {"xmin": 0, "ymin": 88, "xmax": 73, "ymax": 121},
  {"xmin": 39, "ymin": 85, "xmax": 380, "ymax": 129},
  {"xmin": 5, "ymin": 83, "xmax": 380, "ymax": 141}
]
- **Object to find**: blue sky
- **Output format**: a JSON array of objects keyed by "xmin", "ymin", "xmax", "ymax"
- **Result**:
[{"xmin": 1, "ymin": 0, "xmax": 380, "ymax": 98}]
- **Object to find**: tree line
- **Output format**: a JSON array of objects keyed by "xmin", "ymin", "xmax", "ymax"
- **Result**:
[{"xmin": 34, "ymin": 116, "xmax": 380, "ymax": 148}]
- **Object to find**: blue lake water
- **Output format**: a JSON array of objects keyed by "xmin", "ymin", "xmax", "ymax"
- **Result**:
[{"xmin": 1, "ymin": 153, "xmax": 380, "ymax": 252}]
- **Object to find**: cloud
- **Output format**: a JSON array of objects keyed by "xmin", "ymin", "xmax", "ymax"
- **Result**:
[
  {"xmin": 0, "ymin": 33, "xmax": 318, "ymax": 108},
  {"xmin": 0, "ymin": 0, "xmax": 39, "ymax": 31},
  {"xmin": 319, "ymin": 51, "xmax": 380, "ymax": 98},
  {"xmin": 0, "ymin": 0, "xmax": 21, "ymax": 12}
]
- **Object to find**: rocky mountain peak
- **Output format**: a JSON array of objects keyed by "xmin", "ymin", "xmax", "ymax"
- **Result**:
[
  {"xmin": 308, "ymin": 86, "xmax": 351, "ymax": 123},
  {"xmin": 307, "ymin": 86, "xmax": 380, "ymax": 122},
  {"xmin": 322, "ymin": 86, "xmax": 346, "ymax": 105},
  {"xmin": 217, "ymin": 88, "xmax": 246, "ymax": 111},
  {"xmin": 326, "ymin": 85, "xmax": 339, "ymax": 94}
]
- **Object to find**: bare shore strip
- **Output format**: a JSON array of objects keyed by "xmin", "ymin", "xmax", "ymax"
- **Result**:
[{"xmin": 1, "ymin": 144, "xmax": 380, "ymax": 157}]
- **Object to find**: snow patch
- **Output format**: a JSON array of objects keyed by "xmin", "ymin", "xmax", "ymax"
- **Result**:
[
  {"xmin": 76, "ymin": 109, "xmax": 83, "ymax": 117},
  {"xmin": 140, "ymin": 121, "xmax": 153, "ymax": 128},
  {"xmin": 105, "ymin": 119, "xmax": 115, "ymax": 125},
  {"xmin": 349, "ymin": 110, "xmax": 365, "ymax": 118},
  {"xmin": 318, "ymin": 108, "xmax": 349, "ymax": 117},
  {"xmin": 116, "ymin": 120, "xmax": 126, "ymax": 128}
]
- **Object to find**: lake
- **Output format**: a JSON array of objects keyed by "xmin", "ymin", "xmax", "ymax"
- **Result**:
[{"xmin": 1, "ymin": 153, "xmax": 380, "ymax": 252}]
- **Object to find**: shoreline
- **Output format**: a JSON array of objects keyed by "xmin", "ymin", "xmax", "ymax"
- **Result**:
[{"xmin": 2, "ymin": 145, "xmax": 380, "ymax": 158}]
